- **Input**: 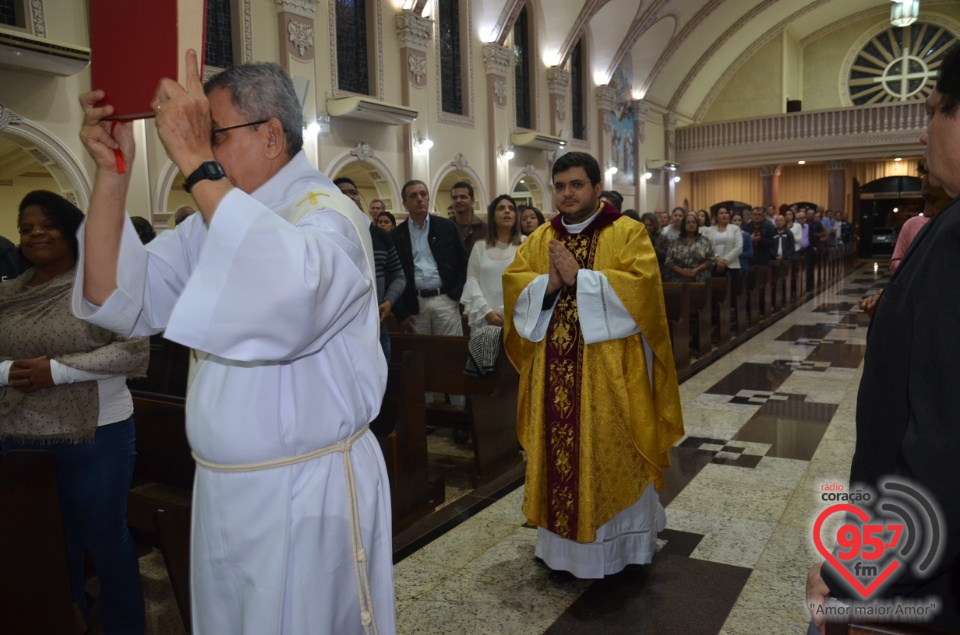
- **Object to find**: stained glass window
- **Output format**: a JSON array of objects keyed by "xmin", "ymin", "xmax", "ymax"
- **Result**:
[
  {"xmin": 439, "ymin": 1, "xmax": 463, "ymax": 115},
  {"xmin": 0, "ymin": 0, "xmax": 22, "ymax": 28},
  {"xmin": 205, "ymin": 0, "xmax": 234, "ymax": 69},
  {"xmin": 570, "ymin": 38, "xmax": 585, "ymax": 140},
  {"xmin": 337, "ymin": 0, "xmax": 370, "ymax": 95},
  {"xmin": 514, "ymin": 5, "xmax": 532, "ymax": 129},
  {"xmin": 848, "ymin": 22, "xmax": 953, "ymax": 106}
]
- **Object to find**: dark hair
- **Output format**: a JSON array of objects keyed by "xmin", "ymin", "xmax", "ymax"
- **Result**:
[
  {"xmin": 377, "ymin": 211, "xmax": 397, "ymax": 228},
  {"xmin": 17, "ymin": 190, "xmax": 84, "ymax": 265},
  {"xmin": 936, "ymin": 44, "xmax": 960, "ymax": 115},
  {"xmin": 671, "ymin": 206, "xmax": 686, "ymax": 216},
  {"xmin": 679, "ymin": 211, "xmax": 701, "ymax": 240},
  {"xmin": 601, "ymin": 190, "xmax": 624, "ymax": 210},
  {"xmin": 640, "ymin": 212, "xmax": 660, "ymax": 233},
  {"xmin": 552, "ymin": 151, "xmax": 601, "ymax": 186},
  {"xmin": 622, "ymin": 209, "xmax": 640, "ymax": 221},
  {"xmin": 451, "ymin": 181, "xmax": 474, "ymax": 199},
  {"xmin": 520, "ymin": 206, "xmax": 545, "ymax": 235},
  {"xmin": 333, "ymin": 176, "xmax": 357, "ymax": 189},
  {"xmin": 204, "ymin": 62, "xmax": 303, "ymax": 158},
  {"xmin": 401, "ymin": 179, "xmax": 427, "ymax": 201},
  {"xmin": 131, "ymin": 216, "xmax": 156, "ymax": 244},
  {"xmin": 486, "ymin": 194, "xmax": 521, "ymax": 246},
  {"xmin": 697, "ymin": 209, "xmax": 711, "ymax": 227}
]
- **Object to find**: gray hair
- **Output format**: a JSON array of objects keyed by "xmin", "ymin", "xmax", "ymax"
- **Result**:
[{"xmin": 204, "ymin": 63, "xmax": 304, "ymax": 158}]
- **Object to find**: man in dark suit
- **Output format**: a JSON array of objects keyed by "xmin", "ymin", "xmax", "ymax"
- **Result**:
[
  {"xmin": 807, "ymin": 43, "xmax": 960, "ymax": 634},
  {"xmin": 748, "ymin": 206, "xmax": 775, "ymax": 266},
  {"xmin": 391, "ymin": 179, "xmax": 468, "ymax": 335},
  {"xmin": 0, "ymin": 234, "xmax": 26, "ymax": 282}
]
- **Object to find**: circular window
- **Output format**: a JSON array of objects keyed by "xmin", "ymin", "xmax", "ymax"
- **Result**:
[{"xmin": 846, "ymin": 21, "xmax": 956, "ymax": 106}]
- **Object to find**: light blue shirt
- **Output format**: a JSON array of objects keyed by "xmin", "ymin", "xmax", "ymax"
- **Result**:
[{"xmin": 408, "ymin": 215, "xmax": 443, "ymax": 290}]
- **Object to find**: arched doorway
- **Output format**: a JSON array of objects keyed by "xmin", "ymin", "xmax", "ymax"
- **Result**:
[
  {"xmin": 855, "ymin": 176, "xmax": 922, "ymax": 257},
  {"xmin": 433, "ymin": 169, "xmax": 486, "ymax": 220},
  {"xmin": 510, "ymin": 169, "xmax": 549, "ymax": 218}
]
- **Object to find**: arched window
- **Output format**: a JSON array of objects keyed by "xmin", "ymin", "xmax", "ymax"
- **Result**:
[
  {"xmin": 513, "ymin": 5, "xmax": 534, "ymax": 130},
  {"xmin": 205, "ymin": 0, "xmax": 235, "ymax": 69},
  {"xmin": 570, "ymin": 37, "xmax": 586, "ymax": 140},
  {"xmin": 439, "ymin": 1, "xmax": 463, "ymax": 115},
  {"xmin": 336, "ymin": 0, "xmax": 371, "ymax": 95}
]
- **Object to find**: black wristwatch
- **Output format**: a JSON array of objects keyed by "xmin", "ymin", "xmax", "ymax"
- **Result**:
[{"xmin": 184, "ymin": 161, "xmax": 226, "ymax": 193}]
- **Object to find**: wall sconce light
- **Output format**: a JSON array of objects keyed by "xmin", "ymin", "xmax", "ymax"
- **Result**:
[
  {"xmin": 891, "ymin": 0, "xmax": 919, "ymax": 28},
  {"xmin": 303, "ymin": 116, "xmax": 330, "ymax": 136},
  {"xmin": 643, "ymin": 171, "xmax": 653, "ymax": 180},
  {"xmin": 673, "ymin": 175, "xmax": 681, "ymax": 183},
  {"xmin": 413, "ymin": 132, "xmax": 433, "ymax": 154},
  {"xmin": 497, "ymin": 145, "xmax": 515, "ymax": 162},
  {"xmin": 606, "ymin": 165, "xmax": 619, "ymax": 176}
]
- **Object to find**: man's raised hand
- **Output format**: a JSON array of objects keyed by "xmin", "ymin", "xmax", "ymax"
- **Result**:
[
  {"xmin": 151, "ymin": 49, "xmax": 214, "ymax": 176},
  {"xmin": 78, "ymin": 90, "xmax": 134, "ymax": 173}
]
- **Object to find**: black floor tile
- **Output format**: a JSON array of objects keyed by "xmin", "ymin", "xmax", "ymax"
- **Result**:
[
  {"xmin": 776, "ymin": 324, "xmax": 835, "ymax": 341},
  {"xmin": 804, "ymin": 342, "xmax": 866, "ymax": 368},
  {"xmin": 734, "ymin": 399, "xmax": 837, "ymax": 460},
  {"xmin": 659, "ymin": 446, "xmax": 713, "ymax": 507},
  {"xmin": 656, "ymin": 528, "xmax": 703, "ymax": 557},
  {"xmin": 705, "ymin": 362, "xmax": 793, "ymax": 395},
  {"xmin": 811, "ymin": 302, "xmax": 857, "ymax": 313},
  {"xmin": 545, "ymin": 553, "xmax": 751, "ymax": 635},
  {"xmin": 840, "ymin": 312, "xmax": 872, "ymax": 327}
]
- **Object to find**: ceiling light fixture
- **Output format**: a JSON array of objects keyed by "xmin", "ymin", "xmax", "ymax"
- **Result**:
[{"xmin": 891, "ymin": 0, "xmax": 919, "ymax": 28}]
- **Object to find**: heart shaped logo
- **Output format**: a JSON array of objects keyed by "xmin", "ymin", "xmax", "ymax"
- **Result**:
[{"xmin": 813, "ymin": 503, "xmax": 901, "ymax": 599}]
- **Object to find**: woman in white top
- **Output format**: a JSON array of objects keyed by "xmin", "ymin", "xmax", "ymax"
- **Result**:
[
  {"xmin": 704, "ymin": 206, "xmax": 744, "ymax": 285},
  {"xmin": 461, "ymin": 194, "xmax": 523, "ymax": 333},
  {"xmin": 785, "ymin": 209, "xmax": 802, "ymax": 256}
]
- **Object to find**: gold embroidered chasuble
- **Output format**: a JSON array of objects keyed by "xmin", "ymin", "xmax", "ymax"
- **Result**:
[{"xmin": 503, "ymin": 207, "xmax": 684, "ymax": 543}]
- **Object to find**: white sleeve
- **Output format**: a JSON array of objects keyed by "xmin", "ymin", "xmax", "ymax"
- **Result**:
[
  {"xmin": 575, "ymin": 269, "xmax": 641, "ymax": 345},
  {"xmin": 723, "ymin": 231, "xmax": 743, "ymax": 262},
  {"xmin": 511, "ymin": 274, "xmax": 558, "ymax": 342},
  {"xmin": 72, "ymin": 213, "xmax": 204, "ymax": 337},
  {"xmin": 161, "ymin": 189, "xmax": 374, "ymax": 362},
  {"xmin": 0, "ymin": 359, "xmax": 11, "ymax": 385},
  {"xmin": 49, "ymin": 359, "xmax": 112, "ymax": 385},
  {"xmin": 461, "ymin": 243, "xmax": 494, "ymax": 327}
]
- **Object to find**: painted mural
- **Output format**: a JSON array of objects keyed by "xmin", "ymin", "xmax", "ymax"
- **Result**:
[{"xmin": 608, "ymin": 58, "xmax": 635, "ymax": 186}]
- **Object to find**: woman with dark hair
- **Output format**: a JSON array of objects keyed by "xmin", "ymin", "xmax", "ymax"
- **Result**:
[
  {"xmin": 696, "ymin": 209, "xmax": 711, "ymax": 230},
  {"xmin": 640, "ymin": 212, "xmax": 670, "ymax": 272},
  {"xmin": 664, "ymin": 211, "xmax": 714, "ymax": 282},
  {"xmin": 705, "ymin": 206, "xmax": 743, "ymax": 284},
  {"xmin": 460, "ymin": 194, "xmax": 522, "ymax": 332},
  {"xmin": 376, "ymin": 211, "xmax": 397, "ymax": 232},
  {"xmin": 519, "ymin": 206, "xmax": 545, "ymax": 236},
  {"xmin": 0, "ymin": 190, "xmax": 149, "ymax": 633}
]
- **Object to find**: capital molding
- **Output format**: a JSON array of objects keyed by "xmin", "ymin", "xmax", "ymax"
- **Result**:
[
  {"xmin": 275, "ymin": 0, "xmax": 319, "ymax": 19},
  {"xmin": 545, "ymin": 67, "xmax": 570, "ymax": 97},
  {"xmin": 759, "ymin": 165, "xmax": 782, "ymax": 177},
  {"xmin": 826, "ymin": 160, "xmax": 849, "ymax": 171},
  {"xmin": 595, "ymin": 85, "xmax": 616, "ymax": 112},
  {"xmin": 663, "ymin": 111, "xmax": 678, "ymax": 131},
  {"xmin": 482, "ymin": 43, "xmax": 513, "ymax": 77},
  {"xmin": 395, "ymin": 10, "xmax": 433, "ymax": 53},
  {"xmin": 0, "ymin": 102, "xmax": 23, "ymax": 130}
]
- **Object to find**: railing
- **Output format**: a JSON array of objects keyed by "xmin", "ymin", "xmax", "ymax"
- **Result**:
[{"xmin": 678, "ymin": 102, "xmax": 926, "ymax": 152}]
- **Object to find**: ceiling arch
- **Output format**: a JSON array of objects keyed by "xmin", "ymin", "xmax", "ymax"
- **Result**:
[
  {"xmin": 587, "ymin": 0, "xmax": 644, "ymax": 84},
  {"xmin": 629, "ymin": 16, "xmax": 676, "ymax": 98}
]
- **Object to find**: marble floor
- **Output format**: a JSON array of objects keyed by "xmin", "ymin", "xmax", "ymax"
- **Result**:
[{"xmin": 393, "ymin": 262, "xmax": 889, "ymax": 635}]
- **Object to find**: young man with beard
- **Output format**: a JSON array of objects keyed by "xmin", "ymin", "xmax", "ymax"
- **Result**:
[{"xmin": 503, "ymin": 151, "xmax": 683, "ymax": 581}]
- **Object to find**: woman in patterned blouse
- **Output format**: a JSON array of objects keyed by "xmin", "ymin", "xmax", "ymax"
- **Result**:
[{"xmin": 664, "ymin": 211, "xmax": 715, "ymax": 283}]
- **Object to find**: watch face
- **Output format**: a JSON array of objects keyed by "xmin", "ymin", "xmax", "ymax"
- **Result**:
[{"xmin": 203, "ymin": 162, "xmax": 225, "ymax": 178}]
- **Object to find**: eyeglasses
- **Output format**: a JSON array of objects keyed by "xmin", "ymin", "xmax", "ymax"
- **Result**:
[{"xmin": 210, "ymin": 119, "xmax": 269, "ymax": 146}]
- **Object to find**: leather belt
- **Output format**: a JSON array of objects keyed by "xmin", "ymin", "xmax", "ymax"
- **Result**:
[{"xmin": 418, "ymin": 288, "xmax": 442, "ymax": 298}]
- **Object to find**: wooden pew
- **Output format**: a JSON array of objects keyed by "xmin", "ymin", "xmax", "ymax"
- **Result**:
[
  {"xmin": 128, "ymin": 338, "xmax": 190, "ymax": 398},
  {"xmin": 661, "ymin": 282, "xmax": 691, "ymax": 371},
  {"xmin": 0, "ymin": 451, "xmax": 85, "ymax": 635},
  {"xmin": 729, "ymin": 272, "xmax": 750, "ymax": 337},
  {"xmin": 127, "ymin": 393, "xmax": 194, "ymax": 547},
  {"xmin": 710, "ymin": 276, "xmax": 732, "ymax": 346},
  {"xmin": 389, "ymin": 334, "xmax": 522, "ymax": 487},
  {"xmin": 687, "ymin": 282, "xmax": 712, "ymax": 357},
  {"xmin": 744, "ymin": 267, "xmax": 762, "ymax": 327},
  {"xmin": 769, "ymin": 260, "xmax": 786, "ymax": 315},
  {"xmin": 370, "ymin": 350, "xmax": 440, "ymax": 531},
  {"xmin": 791, "ymin": 257, "xmax": 805, "ymax": 303}
]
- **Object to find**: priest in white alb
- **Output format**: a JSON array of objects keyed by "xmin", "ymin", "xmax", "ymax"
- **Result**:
[{"xmin": 73, "ymin": 52, "xmax": 395, "ymax": 634}]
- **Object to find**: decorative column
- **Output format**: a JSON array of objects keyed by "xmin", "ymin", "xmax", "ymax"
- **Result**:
[
  {"xmin": 395, "ymin": 10, "xmax": 434, "ymax": 183},
  {"xmin": 545, "ymin": 67, "xmax": 569, "ymax": 138},
  {"xmin": 663, "ymin": 112, "xmax": 677, "ymax": 210},
  {"xmin": 595, "ymin": 84, "xmax": 616, "ymax": 188},
  {"xmin": 759, "ymin": 165, "xmax": 781, "ymax": 209},
  {"xmin": 483, "ymin": 43, "xmax": 514, "ymax": 197},
  {"xmin": 631, "ymin": 99, "xmax": 649, "ymax": 212},
  {"xmin": 826, "ymin": 160, "xmax": 848, "ymax": 214},
  {"xmin": 276, "ymin": 1, "xmax": 319, "ymax": 166}
]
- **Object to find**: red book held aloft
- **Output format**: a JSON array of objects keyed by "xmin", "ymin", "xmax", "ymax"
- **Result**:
[{"xmin": 90, "ymin": 0, "xmax": 206, "ymax": 120}]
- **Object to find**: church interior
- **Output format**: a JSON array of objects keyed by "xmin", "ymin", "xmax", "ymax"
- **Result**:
[{"xmin": 0, "ymin": 0, "xmax": 954, "ymax": 633}]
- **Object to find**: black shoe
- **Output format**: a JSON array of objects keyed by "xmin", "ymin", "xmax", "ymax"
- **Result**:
[
  {"xmin": 548, "ymin": 569, "xmax": 576, "ymax": 584},
  {"xmin": 453, "ymin": 428, "xmax": 470, "ymax": 444}
]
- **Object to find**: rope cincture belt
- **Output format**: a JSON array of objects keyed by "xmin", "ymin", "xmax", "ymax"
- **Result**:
[{"xmin": 192, "ymin": 424, "xmax": 380, "ymax": 635}]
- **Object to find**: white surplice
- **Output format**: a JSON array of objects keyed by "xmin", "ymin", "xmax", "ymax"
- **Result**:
[
  {"xmin": 511, "ymin": 210, "xmax": 663, "ymax": 579},
  {"xmin": 72, "ymin": 152, "xmax": 395, "ymax": 635}
]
